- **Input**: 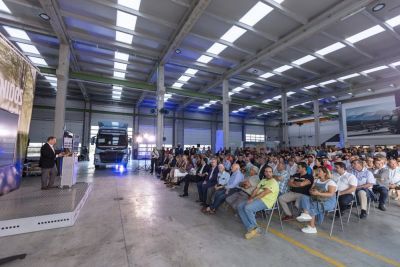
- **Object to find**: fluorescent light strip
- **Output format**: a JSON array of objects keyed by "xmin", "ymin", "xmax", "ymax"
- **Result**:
[
  {"xmin": 304, "ymin": 85, "xmax": 317, "ymax": 89},
  {"xmin": 206, "ymin": 43, "xmax": 227, "ymax": 55},
  {"xmin": 260, "ymin": 72, "xmax": 274, "ymax": 79},
  {"xmin": 286, "ymin": 91, "xmax": 296, "ymax": 96},
  {"xmin": 113, "ymin": 86, "xmax": 122, "ymax": 90},
  {"xmin": 172, "ymin": 82, "xmax": 184, "ymax": 88},
  {"xmin": 3, "ymin": 26, "xmax": 30, "ymax": 40},
  {"xmin": 232, "ymin": 110, "xmax": 238, "ymax": 113},
  {"xmin": 16, "ymin": 42, "xmax": 40, "ymax": 55},
  {"xmin": 232, "ymin": 87, "xmax": 244, "ymax": 93},
  {"xmin": 346, "ymin": 25, "xmax": 385, "ymax": 44},
  {"xmin": 220, "ymin": 25, "xmax": 247, "ymax": 43},
  {"xmin": 361, "ymin": 65, "xmax": 388, "ymax": 74},
  {"xmin": 113, "ymin": 71, "xmax": 126, "ymax": 78},
  {"xmin": 316, "ymin": 42, "xmax": 345, "ymax": 56},
  {"xmin": 198, "ymin": 106, "xmax": 205, "ymax": 110},
  {"xmin": 338, "ymin": 73, "xmax": 360, "ymax": 80},
  {"xmin": 239, "ymin": 1, "xmax": 273, "ymax": 27},
  {"xmin": 209, "ymin": 100, "xmax": 218, "ymax": 104},
  {"xmin": 116, "ymin": 10, "xmax": 137, "ymax": 31},
  {"xmin": 178, "ymin": 75, "xmax": 191, "ymax": 82},
  {"xmin": 229, "ymin": 92, "xmax": 234, "ymax": 96},
  {"xmin": 292, "ymin": 55, "xmax": 316, "ymax": 65},
  {"xmin": 114, "ymin": 62, "xmax": 127, "ymax": 71},
  {"xmin": 28, "ymin": 56, "xmax": 47, "ymax": 66},
  {"xmin": 197, "ymin": 55, "xmax": 213, "ymax": 64},
  {"xmin": 274, "ymin": 65, "xmax": 292, "ymax": 73},
  {"xmin": 390, "ymin": 60, "xmax": 400, "ymax": 67},
  {"xmin": 45, "ymin": 76, "xmax": 57, "ymax": 82},
  {"xmin": 319, "ymin": 80, "xmax": 336, "ymax": 86},
  {"xmin": 118, "ymin": 0, "xmax": 141, "ymax": 10},
  {"xmin": 386, "ymin": 14, "xmax": 400, "ymax": 28},
  {"xmin": 262, "ymin": 99, "xmax": 272, "ymax": 103},
  {"xmin": 115, "ymin": 31, "xmax": 133, "ymax": 44},
  {"xmin": 243, "ymin": 82, "xmax": 254, "ymax": 87},
  {"xmin": 272, "ymin": 95, "xmax": 282, "ymax": 100},
  {"xmin": 0, "ymin": 0, "xmax": 10, "ymax": 13},
  {"xmin": 115, "ymin": 51, "xmax": 129, "ymax": 61},
  {"xmin": 185, "ymin": 68, "xmax": 198, "ymax": 75}
]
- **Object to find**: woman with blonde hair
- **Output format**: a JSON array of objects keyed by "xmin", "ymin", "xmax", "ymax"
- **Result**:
[{"xmin": 296, "ymin": 166, "xmax": 337, "ymax": 234}]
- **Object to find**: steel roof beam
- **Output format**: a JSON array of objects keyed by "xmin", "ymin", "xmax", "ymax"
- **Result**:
[{"xmin": 362, "ymin": 11, "xmax": 400, "ymax": 42}]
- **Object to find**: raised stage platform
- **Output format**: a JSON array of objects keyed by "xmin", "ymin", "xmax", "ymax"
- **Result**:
[{"xmin": 0, "ymin": 177, "xmax": 91, "ymax": 237}]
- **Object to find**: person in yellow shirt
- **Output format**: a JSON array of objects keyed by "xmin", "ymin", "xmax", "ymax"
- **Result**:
[{"xmin": 237, "ymin": 166, "xmax": 279, "ymax": 240}]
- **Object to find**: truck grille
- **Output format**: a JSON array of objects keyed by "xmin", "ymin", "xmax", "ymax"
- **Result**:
[{"xmin": 99, "ymin": 152, "xmax": 124, "ymax": 163}]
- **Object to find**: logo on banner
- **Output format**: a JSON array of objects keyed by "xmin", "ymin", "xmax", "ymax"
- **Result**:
[{"xmin": 0, "ymin": 76, "xmax": 23, "ymax": 115}]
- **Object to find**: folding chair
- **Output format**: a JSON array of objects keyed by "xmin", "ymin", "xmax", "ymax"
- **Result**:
[
  {"xmin": 262, "ymin": 200, "xmax": 284, "ymax": 233},
  {"xmin": 321, "ymin": 193, "xmax": 344, "ymax": 237},
  {"xmin": 347, "ymin": 194, "xmax": 360, "ymax": 223}
]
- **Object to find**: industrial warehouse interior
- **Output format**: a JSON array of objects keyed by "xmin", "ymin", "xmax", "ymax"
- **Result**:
[{"xmin": 0, "ymin": 0, "xmax": 400, "ymax": 266}]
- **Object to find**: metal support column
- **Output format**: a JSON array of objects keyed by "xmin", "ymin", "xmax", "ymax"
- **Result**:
[
  {"xmin": 211, "ymin": 113, "xmax": 217, "ymax": 152},
  {"xmin": 222, "ymin": 79, "xmax": 230, "ymax": 149},
  {"xmin": 156, "ymin": 64, "xmax": 165, "ymax": 149},
  {"xmin": 281, "ymin": 91, "xmax": 289, "ymax": 148},
  {"xmin": 53, "ymin": 43, "xmax": 70, "ymax": 145},
  {"xmin": 338, "ymin": 102, "xmax": 345, "ymax": 148},
  {"xmin": 172, "ymin": 111, "xmax": 177, "ymax": 147},
  {"xmin": 241, "ymin": 118, "xmax": 245, "ymax": 147},
  {"xmin": 314, "ymin": 99, "xmax": 321, "ymax": 146}
]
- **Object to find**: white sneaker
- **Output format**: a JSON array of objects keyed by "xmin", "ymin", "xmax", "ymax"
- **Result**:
[
  {"xmin": 296, "ymin": 213, "xmax": 312, "ymax": 222},
  {"xmin": 301, "ymin": 226, "xmax": 317, "ymax": 234}
]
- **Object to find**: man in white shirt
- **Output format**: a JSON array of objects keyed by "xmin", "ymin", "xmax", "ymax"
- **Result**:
[
  {"xmin": 387, "ymin": 158, "xmax": 400, "ymax": 200},
  {"xmin": 286, "ymin": 158, "xmax": 298, "ymax": 176},
  {"xmin": 334, "ymin": 162, "xmax": 357, "ymax": 216},
  {"xmin": 372, "ymin": 156, "xmax": 389, "ymax": 211}
]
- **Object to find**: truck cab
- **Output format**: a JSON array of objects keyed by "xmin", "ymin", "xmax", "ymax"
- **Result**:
[{"xmin": 93, "ymin": 122, "xmax": 129, "ymax": 169}]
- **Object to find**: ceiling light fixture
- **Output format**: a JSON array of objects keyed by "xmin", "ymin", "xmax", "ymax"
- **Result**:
[
  {"xmin": 28, "ymin": 56, "xmax": 47, "ymax": 66},
  {"xmin": 274, "ymin": 65, "xmax": 293, "ymax": 73},
  {"xmin": 316, "ymin": 42, "xmax": 345, "ymax": 56},
  {"xmin": 178, "ymin": 75, "xmax": 191, "ymax": 82},
  {"xmin": 243, "ymin": 82, "xmax": 254, "ymax": 87},
  {"xmin": 118, "ymin": 0, "xmax": 141, "ymax": 10},
  {"xmin": 319, "ymin": 80, "xmax": 336, "ymax": 86},
  {"xmin": 16, "ymin": 42, "xmax": 40, "ymax": 55},
  {"xmin": 386, "ymin": 14, "xmax": 400, "ymax": 28},
  {"xmin": 172, "ymin": 82, "xmax": 184, "ymax": 88},
  {"xmin": 113, "ymin": 71, "xmax": 126, "ymax": 78},
  {"xmin": 115, "ymin": 51, "xmax": 129, "ymax": 61},
  {"xmin": 175, "ymin": 48, "xmax": 181, "ymax": 54},
  {"xmin": 0, "ymin": 0, "xmax": 11, "ymax": 13},
  {"xmin": 304, "ymin": 85, "xmax": 317, "ymax": 90},
  {"xmin": 390, "ymin": 60, "xmax": 400, "ymax": 67},
  {"xmin": 292, "ymin": 55, "xmax": 316, "ymax": 65},
  {"xmin": 116, "ymin": 10, "xmax": 137, "ymax": 31},
  {"xmin": 361, "ymin": 65, "xmax": 388, "ymax": 74},
  {"xmin": 114, "ymin": 62, "xmax": 127, "ymax": 71},
  {"xmin": 197, "ymin": 55, "xmax": 213, "ymax": 64},
  {"xmin": 338, "ymin": 73, "xmax": 360, "ymax": 80},
  {"xmin": 372, "ymin": 3, "xmax": 385, "ymax": 12},
  {"xmin": 39, "ymin": 13, "xmax": 50, "ymax": 21},
  {"xmin": 185, "ymin": 68, "xmax": 198, "ymax": 75},
  {"xmin": 115, "ymin": 31, "xmax": 133, "ymax": 44},
  {"xmin": 3, "ymin": 26, "xmax": 30, "ymax": 40},
  {"xmin": 260, "ymin": 72, "xmax": 274, "ymax": 79},
  {"xmin": 206, "ymin": 42, "xmax": 227, "ymax": 55}
]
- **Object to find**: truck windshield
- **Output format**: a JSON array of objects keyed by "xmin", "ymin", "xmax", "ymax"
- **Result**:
[{"xmin": 97, "ymin": 130, "xmax": 127, "ymax": 147}]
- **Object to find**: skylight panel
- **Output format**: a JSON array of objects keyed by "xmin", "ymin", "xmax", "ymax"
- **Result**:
[
  {"xmin": 185, "ymin": 68, "xmax": 198, "ymax": 75},
  {"xmin": 3, "ymin": 26, "xmax": 30, "ymax": 40},
  {"xmin": 206, "ymin": 43, "xmax": 227, "ymax": 55},
  {"xmin": 118, "ymin": 0, "xmax": 141, "ymax": 10},
  {"xmin": 0, "ymin": 0, "xmax": 10, "ymax": 13},
  {"xmin": 28, "ymin": 56, "xmax": 47, "ymax": 66},
  {"xmin": 315, "ymin": 42, "xmax": 345, "ymax": 56},
  {"xmin": 16, "ymin": 42, "xmax": 40, "ymax": 55},
  {"xmin": 112, "ymin": 91, "xmax": 122, "ymax": 95},
  {"xmin": 172, "ymin": 82, "xmax": 184, "ymax": 88},
  {"xmin": 346, "ymin": 25, "xmax": 385, "ymax": 44},
  {"xmin": 390, "ymin": 60, "xmax": 400, "ymax": 67},
  {"xmin": 272, "ymin": 95, "xmax": 282, "ymax": 100},
  {"xmin": 113, "ymin": 71, "xmax": 126, "ymax": 78},
  {"xmin": 178, "ymin": 75, "xmax": 191, "ymax": 82},
  {"xmin": 338, "ymin": 73, "xmax": 360, "ymax": 80},
  {"xmin": 239, "ymin": 1, "xmax": 274, "ymax": 27},
  {"xmin": 116, "ymin": 10, "xmax": 137, "ymax": 31},
  {"xmin": 304, "ymin": 85, "xmax": 317, "ymax": 89},
  {"xmin": 115, "ymin": 31, "xmax": 133, "ymax": 44},
  {"xmin": 114, "ymin": 62, "xmax": 127, "ymax": 70},
  {"xmin": 292, "ymin": 55, "xmax": 316, "ymax": 65},
  {"xmin": 286, "ymin": 91, "xmax": 296, "ymax": 96},
  {"xmin": 274, "ymin": 65, "xmax": 292, "ymax": 73},
  {"xmin": 243, "ymin": 82, "xmax": 255, "ymax": 87},
  {"xmin": 262, "ymin": 99, "xmax": 272, "ymax": 103},
  {"xmin": 115, "ymin": 51, "xmax": 129, "ymax": 61},
  {"xmin": 220, "ymin": 26, "xmax": 247, "ymax": 43},
  {"xmin": 319, "ymin": 80, "xmax": 336, "ymax": 86},
  {"xmin": 197, "ymin": 55, "xmax": 213, "ymax": 64},
  {"xmin": 232, "ymin": 87, "xmax": 244, "ymax": 93},
  {"xmin": 386, "ymin": 14, "xmax": 400, "ymax": 28},
  {"xmin": 361, "ymin": 65, "xmax": 388, "ymax": 74},
  {"xmin": 260, "ymin": 72, "xmax": 274, "ymax": 79}
]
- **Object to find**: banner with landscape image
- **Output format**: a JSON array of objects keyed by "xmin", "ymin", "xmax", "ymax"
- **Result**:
[{"xmin": 0, "ymin": 36, "xmax": 36, "ymax": 195}]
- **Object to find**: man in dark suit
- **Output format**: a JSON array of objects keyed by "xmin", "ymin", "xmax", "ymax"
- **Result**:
[
  {"xmin": 179, "ymin": 157, "xmax": 209, "ymax": 197},
  {"xmin": 197, "ymin": 158, "xmax": 219, "ymax": 205},
  {"xmin": 39, "ymin": 136, "xmax": 64, "ymax": 190}
]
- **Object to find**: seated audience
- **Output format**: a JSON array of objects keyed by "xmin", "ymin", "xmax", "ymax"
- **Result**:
[
  {"xmin": 203, "ymin": 164, "xmax": 230, "ymax": 209},
  {"xmin": 179, "ymin": 157, "xmax": 209, "ymax": 197},
  {"xmin": 351, "ymin": 159, "xmax": 376, "ymax": 219},
  {"xmin": 226, "ymin": 165, "xmax": 260, "ymax": 211},
  {"xmin": 297, "ymin": 166, "xmax": 337, "ymax": 234},
  {"xmin": 333, "ymin": 162, "xmax": 357, "ymax": 216},
  {"xmin": 237, "ymin": 166, "xmax": 279, "ymax": 240},
  {"xmin": 279, "ymin": 162, "xmax": 314, "ymax": 221},
  {"xmin": 197, "ymin": 158, "xmax": 219, "ymax": 206},
  {"xmin": 371, "ymin": 156, "xmax": 389, "ymax": 211}
]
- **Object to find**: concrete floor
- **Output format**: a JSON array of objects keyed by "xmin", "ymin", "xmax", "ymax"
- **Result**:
[{"xmin": 1, "ymin": 161, "xmax": 400, "ymax": 267}]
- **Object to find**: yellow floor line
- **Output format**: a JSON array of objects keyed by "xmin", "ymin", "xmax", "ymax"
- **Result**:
[
  {"xmin": 281, "ymin": 219, "xmax": 400, "ymax": 267},
  {"xmin": 258, "ymin": 222, "xmax": 346, "ymax": 267}
]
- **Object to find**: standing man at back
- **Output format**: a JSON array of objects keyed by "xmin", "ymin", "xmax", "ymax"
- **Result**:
[{"xmin": 39, "ymin": 136, "xmax": 64, "ymax": 190}]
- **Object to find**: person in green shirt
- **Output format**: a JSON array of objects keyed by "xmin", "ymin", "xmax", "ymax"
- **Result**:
[{"xmin": 237, "ymin": 166, "xmax": 279, "ymax": 240}]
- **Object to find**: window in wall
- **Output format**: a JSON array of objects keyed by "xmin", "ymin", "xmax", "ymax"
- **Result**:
[{"xmin": 245, "ymin": 134, "xmax": 265, "ymax": 142}]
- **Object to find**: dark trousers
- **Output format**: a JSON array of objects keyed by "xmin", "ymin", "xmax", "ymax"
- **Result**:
[
  {"xmin": 161, "ymin": 168, "xmax": 171, "ymax": 180},
  {"xmin": 41, "ymin": 166, "xmax": 57, "ymax": 188},
  {"xmin": 210, "ymin": 188, "xmax": 240, "ymax": 210},
  {"xmin": 182, "ymin": 174, "xmax": 203, "ymax": 195},
  {"xmin": 373, "ymin": 185, "xmax": 388, "ymax": 205},
  {"xmin": 338, "ymin": 194, "xmax": 354, "ymax": 211},
  {"xmin": 150, "ymin": 158, "xmax": 157, "ymax": 173},
  {"xmin": 197, "ymin": 181, "xmax": 215, "ymax": 203}
]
